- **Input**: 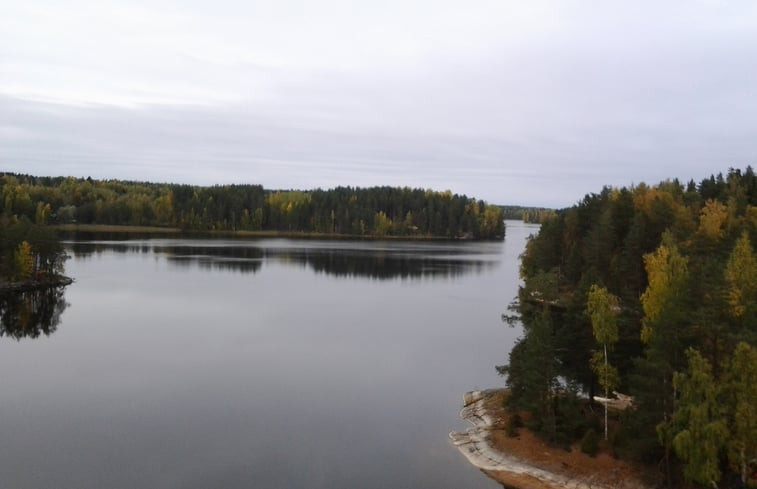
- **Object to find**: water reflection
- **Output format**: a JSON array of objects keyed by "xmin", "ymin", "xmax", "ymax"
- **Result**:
[
  {"xmin": 0, "ymin": 287, "xmax": 68, "ymax": 340},
  {"xmin": 68, "ymin": 242, "xmax": 151, "ymax": 256},
  {"xmin": 162, "ymin": 246, "xmax": 264, "ymax": 274},
  {"xmin": 1, "ymin": 229, "xmax": 537, "ymax": 489},
  {"xmin": 283, "ymin": 248, "xmax": 492, "ymax": 279},
  {"xmin": 66, "ymin": 240, "xmax": 499, "ymax": 279}
]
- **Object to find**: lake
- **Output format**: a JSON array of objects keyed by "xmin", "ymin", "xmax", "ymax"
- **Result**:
[{"xmin": 0, "ymin": 220, "xmax": 539, "ymax": 489}]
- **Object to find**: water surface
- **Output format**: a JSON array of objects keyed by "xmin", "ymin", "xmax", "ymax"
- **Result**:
[{"xmin": 0, "ymin": 221, "xmax": 538, "ymax": 488}]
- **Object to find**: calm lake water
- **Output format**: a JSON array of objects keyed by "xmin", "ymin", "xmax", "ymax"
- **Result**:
[{"xmin": 0, "ymin": 221, "xmax": 538, "ymax": 489}]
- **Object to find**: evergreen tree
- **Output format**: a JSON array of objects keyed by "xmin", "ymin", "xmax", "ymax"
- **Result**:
[
  {"xmin": 671, "ymin": 349, "xmax": 727, "ymax": 486},
  {"xmin": 721, "ymin": 342, "xmax": 757, "ymax": 485}
]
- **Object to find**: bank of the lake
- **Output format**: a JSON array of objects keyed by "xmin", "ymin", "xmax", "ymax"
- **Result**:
[
  {"xmin": 0, "ymin": 275, "xmax": 73, "ymax": 293},
  {"xmin": 53, "ymin": 223, "xmax": 485, "ymax": 241},
  {"xmin": 451, "ymin": 389, "xmax": 650, "ymax": 489}
]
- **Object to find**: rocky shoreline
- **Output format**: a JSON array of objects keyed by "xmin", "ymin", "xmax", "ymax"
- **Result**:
[{"xmin": 450, "ymin": 389, "xmax": 650, "ymax": 489}]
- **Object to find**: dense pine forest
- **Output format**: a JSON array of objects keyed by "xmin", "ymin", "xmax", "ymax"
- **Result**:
[
  {"xmin": 0, "ymin": 173, "xmax": 504, "ymax": 239},
  {"xmin": 502, "ymin": 168, "xmax": 757, "ymax": 488}
]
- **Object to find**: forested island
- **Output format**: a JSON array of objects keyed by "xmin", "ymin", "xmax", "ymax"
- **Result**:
[
  {"xmin": 0, "ymin": 214, "xmax": 70, "ymax": 342},
  {"xmin": 0, "ymin": 173, "xmax": 504, "ymax": 239},
  {"xmin": 0, "ymin": 217, "xmax": 69, "ymax": 292},
  {"xmin": 492, "ymin": 168, "xmax": 756, "ymax": 488}
]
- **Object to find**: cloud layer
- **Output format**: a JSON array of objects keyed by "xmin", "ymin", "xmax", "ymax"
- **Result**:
[{"xmin": 3, "ymin": 0, "xmax": 756, "ymax": 206}]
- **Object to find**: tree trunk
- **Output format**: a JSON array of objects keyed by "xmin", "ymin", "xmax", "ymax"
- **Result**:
[{"xmin": 604, "ymin": 342, "xmax": 609, "ymax": 441}]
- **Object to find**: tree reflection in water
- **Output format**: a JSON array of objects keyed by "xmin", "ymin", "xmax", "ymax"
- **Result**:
[
  {"xmin": 67, "ymin": 241, "xmax": 497, "ymax": 280},
  {"xmin": 0, "ymin": 287, "xmax": 68, "ymax": 340}
]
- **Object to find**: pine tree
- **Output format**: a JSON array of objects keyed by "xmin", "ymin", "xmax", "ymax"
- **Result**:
[
  {"xmin": 639, "ymin": 239, "xmax": 691, "ymax": 486},
  {"xmin": 721, "ymin": 342, "xmax": 757, "ymax": 485},
  {"xmin": 671, "ymin": 349, "xmax": 728, "ymax": 486}
]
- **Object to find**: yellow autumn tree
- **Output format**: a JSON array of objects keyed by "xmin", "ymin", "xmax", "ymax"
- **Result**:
[
  {"xmin": 373, "ymin": 211, "xmax": 392, "ymax": 236},
  {"xmin": 14, "ymin": 241, "xmax": 34, "ymax": 280},
  {"xmin": 35, "ymin": 202, "xmax": 51, "ymax": 225},
  {"xmin": 640, "ymin": 241, "xmax": 689, "ymax": 343},
  {"xmin": 724, "ymin": 231, "xmax": 757, "ymax": 318},
  {"xmin": 698, "ymin": 199, "xmax": 728, "ymax": 240}
]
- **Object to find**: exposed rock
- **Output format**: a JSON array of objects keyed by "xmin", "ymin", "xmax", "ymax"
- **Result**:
[
  {"xmin": 592, "ymin": 392, "xmax": 634, "ymax": 411},
  {"xmin": 450, "ymin": 390, "xmax": 650, "ymax": 489}
]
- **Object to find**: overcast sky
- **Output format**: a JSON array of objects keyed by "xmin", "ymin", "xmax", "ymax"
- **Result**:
[{"xmin": 2, "ymin": 1, "xmax": 756, "ymax": 207}]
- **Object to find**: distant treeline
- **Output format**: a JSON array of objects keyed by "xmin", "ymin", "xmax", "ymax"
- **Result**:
[
  {"xmin": 502, "ymin": 167, "xmax": 757, "ymax": 488},
  {"xmin": 499, "ymin": 205, "xmax": 556, "ymax": 223},
  {"xmin": 0, "ymin": 173, "xmax": 504, "ymax": 239}
]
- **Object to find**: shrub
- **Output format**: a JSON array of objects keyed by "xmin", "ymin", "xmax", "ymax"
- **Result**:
[
  {"xmin": 581, "ymin": 428, "xmax": 599, "ymax": 457},
  {"xmin": 506, "ymin": 413, "xmax": 523, "ymax": 437}
]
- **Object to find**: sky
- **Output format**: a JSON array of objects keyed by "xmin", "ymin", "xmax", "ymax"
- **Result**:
[{"xmin": 2, "ymin": 1, "xmax": 757, "ymax": 207}]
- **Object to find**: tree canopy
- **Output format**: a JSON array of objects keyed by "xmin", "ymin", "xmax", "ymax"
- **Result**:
[
  {"xmin": 0, "ymin": 173, "xmax": 504, "ymax": 239},
  {"xmin": 501, "ymin": 167, "xmax": 757, "ymax": 487},
  {"xmin": 0, "ymin": 216, "xmax": 67, "ymax": 285}
]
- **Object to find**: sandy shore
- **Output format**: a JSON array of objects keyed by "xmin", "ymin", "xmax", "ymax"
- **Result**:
[{"xmin": 450, "ymin": 389, "xmax": 650, "ymax": 489}]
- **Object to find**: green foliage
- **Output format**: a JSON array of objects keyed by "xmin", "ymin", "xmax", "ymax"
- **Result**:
[
  {"xmin": 552, "ymin": 388, "xmax": 593, "ymax": 447},
  {"xmin": 0, "ymin": 217, "xmax": 67, "ymax": 282},
  {"xmin": 35, "ymin": 202, "xmax": 51, "ymax": 225},
  {"xmin": 373, "ymin": 211, "xmax": 392, "ymax": 236},
  {"xmin": 590, "ymin": 351, "xmax": 620, "ymax": 395},
  {"xmin": 671, "ymin": 349, "xmax": 728, "ymax": 486},
  {"xmin": 721, "ymin": 342, "xmax": 757, "ymax": 485},
  {"xmin": 479, "ymin": 204, "xmax": 506, "ymax": 238},
  {"xmin": 581, "ymin": 428, "xmax": 599, "ymax": 457},
  {"xmin": 499, "ymin": 205, "xmax": 556, "ymax": 223},
  {"xmin": 724, "ymin": 232, "xmax": 757, "ymax": 321},
  {"xmin": 14, "ymin": 241, "xmax": 34, "ymax": 279},
  {"xmin": 586, "ymin": 285, "xmax": 619, "ymax": 346},
  {"xmin": 502, "ymin": 308, "xmax": 560, "ymax": 440},
  {"xmin": 506, "ymin": 167, "xmax": 757, "ymax": 486},
  {"xmin": 640, "ymin": 242, "xmax": 689, "ymax": 344},
  {"xmin": 0, "ymin": 173, "xmax": 504, "ymax": 239},
  {"xmin": 506, "ymin": 413, "xmax": 523, "ymax": 437},
  {"xmin": 586, "ymin": 284, "xmax": 621, "ymax": 440}
]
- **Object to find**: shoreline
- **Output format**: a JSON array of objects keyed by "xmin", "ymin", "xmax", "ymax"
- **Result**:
[
  {"xmin": 51, "ymin": 224, "xmax": 499, "ymax": 241},
  {"xmin": 450, "ymin": 389, "xmax": 649, "ymax": 489},
  {"xmin": 0, "ymin": 275, "xmax": 74, "ymax": 293}
]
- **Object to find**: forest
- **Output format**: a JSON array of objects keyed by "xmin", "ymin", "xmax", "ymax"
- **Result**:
[
  {"xmin": 501, "ymin": 168, "xmax": 757, "ymax": 488},
  {"xmin": 0, "ymin": 173, "xmax": 504, "ymax": 239},
  {"xmin": 499, "ymin": 205, "xmax": 556, "ymax": 224}
]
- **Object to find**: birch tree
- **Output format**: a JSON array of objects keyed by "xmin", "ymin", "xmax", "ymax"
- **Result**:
[{"xmin": 586, "ymin": 284, "xmax": 620, "ymax": 440}]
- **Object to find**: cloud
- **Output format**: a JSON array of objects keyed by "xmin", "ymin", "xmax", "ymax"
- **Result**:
[{"xmin": 3, "ymin": 1, "xmax": 757, "ymax": 207}]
